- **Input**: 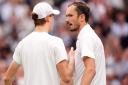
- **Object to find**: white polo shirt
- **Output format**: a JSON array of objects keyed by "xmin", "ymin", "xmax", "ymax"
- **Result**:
[
  {"xmin": 13, "ymin": 32, "xmax": 68, "ymax": 85},
  {"xmin": 74, "ymin": 24, "xmax": 106, "ymax": 85}
]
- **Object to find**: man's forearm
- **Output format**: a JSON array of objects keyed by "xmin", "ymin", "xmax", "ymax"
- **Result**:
[
  {"xmin": 60, "ymin": 57, "xmax": 75, "ymax": 85},
  {"xmin": 60, "ymin": 47, "xmax": 75, "ymax": 85},
  {"xmin": 3, "ymin": 61, "xmax": 20, "ymax": 85},
  {"xmin": 68, "ymin": 47, "xmax": 75, "ymax": 77},
  {"xmin": 80, "ymin": 69, "xmax": 96, "ymax": 85},
  {"xmin": 4, "ymin": 78, "xmax": 12, "ymax": 85},
  {"xmin": 68, "ymin": 56, "xmax": 75, "ymax": 77},
  {"xmin": 65, "ymin": 58, "xmax": 75, "ymax": 85}
]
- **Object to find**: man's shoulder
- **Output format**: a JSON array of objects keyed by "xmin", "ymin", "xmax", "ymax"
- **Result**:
[
  {"xmin": 50, "ymin": 35, "xmax": 63, "ymax": 42},
  {"xmin": 48, "ymin": 35, "xmax": 64, "ymax": 48}
]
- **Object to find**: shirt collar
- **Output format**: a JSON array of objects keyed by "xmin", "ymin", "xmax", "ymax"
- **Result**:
[{"xmin": 77, "ymin": 23, "xmax": 91, "ymax": 39}]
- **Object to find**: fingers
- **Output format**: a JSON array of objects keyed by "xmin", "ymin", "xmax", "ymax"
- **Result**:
[
  {"xmin": 69, "ymin": 47, "xmax": 74, "ymax": 54},
  {"xmin": 69, "ymin": 47, "xmax": 75, "ymax": 58},
  {"xmin": 70, "ymin": 47, "xmax": 74, "ymax": 51}
]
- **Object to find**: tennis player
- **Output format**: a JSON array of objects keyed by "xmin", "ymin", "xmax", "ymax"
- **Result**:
[{"xmin": 4, "ymin": 2, "xmax": 75, "ymax": 85}]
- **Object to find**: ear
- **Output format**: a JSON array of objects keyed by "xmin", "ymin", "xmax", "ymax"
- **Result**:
[
  {"xmin": 79, "ymin": 14, "xmax": 85, "ymax": 22},
  {"xmin": 45, "ymin": 16, "xmax": 50, "ymax": 22}
]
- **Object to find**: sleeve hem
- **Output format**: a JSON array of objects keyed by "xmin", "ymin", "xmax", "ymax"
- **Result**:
[
  {"xmin": 81, "ymin": 54, "xmax": 95, "ymax": 59},
  {"xmin": 13, "ymin": 57, "xmax": 21, "ymax": 65},
  {"xmin": 56, "ymin": 58, "xmax": 68, "ymax": 65}
]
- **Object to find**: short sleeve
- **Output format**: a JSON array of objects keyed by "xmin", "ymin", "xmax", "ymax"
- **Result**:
[
  {"xmin": 13, "ymin": 42, "xmax": 22, "ymax": 65},
  {"xmin": 54, "ymin": 38, "xmax": 68, "ymax": 64},
  {"xmin": 79, "ymin": 37, "xmax": 95, "ymax": 59}
]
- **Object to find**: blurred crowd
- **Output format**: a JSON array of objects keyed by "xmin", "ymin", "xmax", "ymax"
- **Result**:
[{"xmin": 0, "ymin": 0, "xmax": 128, "ymax": 85}]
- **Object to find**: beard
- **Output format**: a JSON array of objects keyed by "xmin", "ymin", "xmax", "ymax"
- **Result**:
[
  {"xmin": 66, "ymin": 22, "xmax": 79, "ymax": 32},
  {"xmin": 69, "ymin": 27, "xmax": 78, "ymax": 32}
]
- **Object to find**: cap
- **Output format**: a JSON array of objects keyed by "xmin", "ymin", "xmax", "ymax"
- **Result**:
[{"xmin": 32, "ymin": 2, "xmax": 60, "ymax": 19}]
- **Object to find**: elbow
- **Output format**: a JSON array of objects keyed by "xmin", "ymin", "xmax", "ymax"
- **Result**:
[
  {"xmin": 88, "ymin": 68, "xmax": 96, "ymax": 76},
  {"xmin": 61, "ymin": 75, "xmax": 72, "ymax": 83},
  {"xmin": 85, "ymin": 68, "xmax": 96, "ymax": 77}
]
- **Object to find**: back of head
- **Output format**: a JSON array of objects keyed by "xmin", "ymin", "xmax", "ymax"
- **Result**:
[
  {"xmin": 32, "ymin": 2, "xmax": 60, "ymax": 26},
  {"xmin": 32, "ymin": 13, "xmax": 46, "ymax": 26}
]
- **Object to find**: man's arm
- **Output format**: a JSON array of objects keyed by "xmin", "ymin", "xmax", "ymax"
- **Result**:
[
  {"xmin": 3, "ymin": 60, "xmax": 20, "ymax": 85},
  {"xmin": 80, "ymin": 57, "xmax": 96, "ymax": 85},
  {"xmin": 57, "ymin": 47, "xmax": 75, "ymax": 85}
]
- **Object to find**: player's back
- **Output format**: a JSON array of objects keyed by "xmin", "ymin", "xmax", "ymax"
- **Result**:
[{"xmin": 17, "ymin": 32, "xmax": 62, "ymax": 85}]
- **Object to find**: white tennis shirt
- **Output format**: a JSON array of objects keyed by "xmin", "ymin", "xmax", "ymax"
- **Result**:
[
  {"xmin": 13, "ymin": 32, "xmax": 68, "ymax": 85},
  {"xmin": 74, "ymin": 24, "xmax": 106, "ymax": 85}
]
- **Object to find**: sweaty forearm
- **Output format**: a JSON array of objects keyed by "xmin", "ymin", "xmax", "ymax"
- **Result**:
[{"xmin": 80, "ymin": 69, "xmax": 96, "ymax": 85}]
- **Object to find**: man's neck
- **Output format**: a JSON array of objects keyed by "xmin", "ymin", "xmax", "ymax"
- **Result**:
[
  {"xmin": 35, "ymin": 24, "xmax": 50, "ymax": 32},
  {"xmin": 79, "ymin": 22, "xmax": 87, "ymax": 32}
]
